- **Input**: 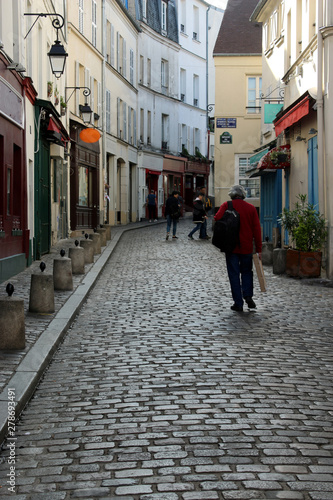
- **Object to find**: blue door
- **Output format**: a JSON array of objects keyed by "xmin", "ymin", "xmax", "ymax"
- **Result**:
[
  {"xmin": 308, "ymin": 136, "xmax": 318, "ymax": 207},
  {"xmin": 260, "ymin": 170, "xmax": 282, "ymax": 242}
]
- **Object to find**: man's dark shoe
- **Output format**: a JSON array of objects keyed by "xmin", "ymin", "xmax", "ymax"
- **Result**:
[
  {"xmin": 245, "ymin": 297, "xmax": 256, "ymax": 309},
  {"xmin": 231, "ymin": 304, "xmax": 243, "ymax": 312}
]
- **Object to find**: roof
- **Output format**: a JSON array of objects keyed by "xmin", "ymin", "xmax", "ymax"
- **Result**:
[{"xmin": 213, "ymin": 0, "xmax": 262, "ymax": 55}]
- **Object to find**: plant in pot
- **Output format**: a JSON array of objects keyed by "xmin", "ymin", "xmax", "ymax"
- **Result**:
[
  {"xmin": 278, "ymin": 194, "xmax": 327, "ymax": 277},
  {"xmin": 47, "ymin": 81, "xmax": 53, "ymax": 98},
  {"xmin": 60, "ymin": 96, "xmax": 67, "ymax": 116},
  {"xmin": 54, "ymin": 86, "xmax": 59, "ymax": 106}
]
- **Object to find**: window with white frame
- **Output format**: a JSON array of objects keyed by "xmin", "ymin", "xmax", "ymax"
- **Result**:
[
  {"xmin": 130, "ymin": 49, "xmax": 134, "ymax": 85},
  {"xmin": 162, "ymin": 114, "xmax": 169, "ymax": 149},
  {"xmin": 238, "ymin": 157, "xmax": 260, "ymax": 198},
  {"xmin": 263, "ymin": 22, "xmax": 269, "ymax": 51},
  {"xmin": 79, "ymin": 0, "xmax": 84, "ymax": 34},
  {"xmin": 181, "ymin": 124, "xmax": 187, "ymax": 151},
  {"xmin": 92, "ymin": 0, "xmax": 97, "ymax": 47},
  {"xmin": 247, "ymin": 76, "xmax": 262, "ymax": 114},
  {"xmin": 193, "ymin": 75, "xmax": 199, "ymax": 107},
  {"xmin": 161, "ymin": 59, "xmax": 168, "ymax": 95},
  {"xmin": 162, "ymin": 1, "xmax": 167, "ymax": 32},
  {"xmin": 117, "ymin": 33, "xmax": 126, "ymax": 75},
  {"xmin": 140, "ymin": 55, "xmax": 144, "ymax": 83},
  {"xmin": 106, "ymin": 21, "xmax": 111, "ymax": 63},
  {"xmin": 106, "ymin": 90, "xmax": 111, "ymax": 134},
  {"xmin": 194, "ymin": 128, "xmax": 200, "ymax": 154},
  {"xmin": 147, "ymin": 58, "xmax": 151, "ymax": 87},
  {"xmin": 140, "ymin": 108, "xmax": 144, "ymax": 143},
  {"xmin": 180, "ymin": 0, "xmax": 186, "ymax": 33},
  {"xmin": 271, "ymin": 10, "xmax": 278, "ymax": 42},
  {"xmin": 147, "ymin": 111, "xmax": 151, "ymax": 144},
  {"xmin": 142, "ymin": 0, "xmax": 147, "ymax": 19},
  {"xmin": 180, "ymin": 69, "xmax": 186, "ymax": 102},
  {"xmin": 111, "ymin": 24, "xmax": 115, "ymax": 66},
  {"xmin": 193, "ymin": 6, "xmax": 199, "ymax": 40}
]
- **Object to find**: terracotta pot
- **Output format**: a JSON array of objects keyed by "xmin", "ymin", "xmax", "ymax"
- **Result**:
[{"xmin": 286, "ymin": 249, "xmax": 322, "ymax": 278}]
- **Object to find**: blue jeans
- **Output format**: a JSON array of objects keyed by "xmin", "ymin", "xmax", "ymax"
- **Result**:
[
  {"xmin": 225, "ymin": 253, "xmax": 253, "ymax": 307},
  {"xmin": 188, "ymin": 222, "xmax": 202, "ymax": 237},
  {"xmin": 166, "ymin": 215, "xmax": 178, "ymax": 236},
  {"xmin": 199, "ymin": 218, "xmax": 207, "ymax": 238}
]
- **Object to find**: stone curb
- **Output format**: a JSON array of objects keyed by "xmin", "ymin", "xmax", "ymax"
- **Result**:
[{"xmin": 0, "ymin": 220, "xmax": 166, "ymax": 445}]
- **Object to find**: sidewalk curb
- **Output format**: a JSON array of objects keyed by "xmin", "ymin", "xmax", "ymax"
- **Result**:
[{"xmin": 0, "ymin": 222, "xmax": 162, "ymax": 445}]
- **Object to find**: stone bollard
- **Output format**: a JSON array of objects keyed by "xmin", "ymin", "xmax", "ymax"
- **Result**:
[
  {"xmin": 273, "ymin": 248, "xmax": 287, "ymax": 275},
  {"xmin": 29, "ymin": 262, "xmax": 55, "ymax": 313},
  {"xmin": 261, "ymin": 242, "xmax": 273, "ymax": 266},
  {"xmin": 0, "ymin": 284, "xmax": 25, "ymax": 349},
  {"xmin": 102, "ymin": 224, "xmax": 111, "ymax": 240},
  {"xmin": 69, "ymin": 240, "xmax": 85, "ymax": 274},
  {"xmin": 53, "ymin": 249, "xmax": 73, "ymax": 291},
  {"xmin": 96, "ymin": 228, "xmax": 107, "ymax": 247},
  {"xmin": 89, "ymin": 232, "xmax": 101, "ymax": 255},
  {"xmin": 80, "ymin": 234, "xmax": 94, "ymax": 264}
]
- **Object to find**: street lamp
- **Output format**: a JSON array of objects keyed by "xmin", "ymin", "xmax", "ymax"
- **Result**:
[
  {"xmin": 24, "ymin": 13, "xmax": 68, "ymax": 79},
  {"xmin": 65, "ymin": 87, "xmax": 93, "ymax": 124}
]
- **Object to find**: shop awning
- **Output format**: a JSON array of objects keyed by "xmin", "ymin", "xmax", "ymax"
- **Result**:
[
  {"xmin": 146, "ymin": 169, "xmax": 161, "ymax": 176},
  {"xmin": 258, "ymin": 144, "xmax": 291, "ymax": 170},
  {"xmin": 274, "ymin": 96, "xmax": 310, "ymax": 137},
  {"xmin": 249, "ymin": 147, "xmax": 269, "ymax": 167}
]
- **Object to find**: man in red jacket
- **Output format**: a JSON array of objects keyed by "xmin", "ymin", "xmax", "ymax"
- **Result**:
[{"xmin": 214, "ymin": 185, "xmax": 262, "ymax": 312}]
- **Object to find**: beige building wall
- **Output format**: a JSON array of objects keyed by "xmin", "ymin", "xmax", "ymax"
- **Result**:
[{"xmin": 214, "ymin": 55, "xmax": 262, "ymax": 208}]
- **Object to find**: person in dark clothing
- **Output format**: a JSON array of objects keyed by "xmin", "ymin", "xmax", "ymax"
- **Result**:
[
  {"xmin": 146, "ymin": 190, "xmax": 157, "ymax": 221},
  {"xmin": 198, "ymin": 187, "xmax": 212, "ymax": 239},
  {"xmin": 188, "ymin": 193, "xmax": 207, "ymax": 240},
  {"xmin": 165, "ymin": 191, "xmax": 180, "ymax": 240},
  {"xmin": 214, "ymin": 185, "xmax": 262, "ymax": 312}
]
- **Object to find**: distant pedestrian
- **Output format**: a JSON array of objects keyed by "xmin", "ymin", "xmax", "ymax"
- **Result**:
[
  {"xmin": 165, "ymin": 191, "xmax": 181, "ymax": 240},
  {"xmin": 188, "ymin": 193, "xmax": 207, "ymax": 240},
  {"xmin": 146, "ymin": 190, "xmax": 157, "ymax": 222},
  {"xmin": 214, "ymin": 185, "xmax": 262, "ymax": 312},
  {"xmin": 198, "ymin": 187, "xmax": 212, "ymax": 239}
]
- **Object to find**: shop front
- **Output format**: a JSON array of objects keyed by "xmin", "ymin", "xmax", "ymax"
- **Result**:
[{"xmin": 162, "ymin": 155, "xmax": 186, "ymax": 215}]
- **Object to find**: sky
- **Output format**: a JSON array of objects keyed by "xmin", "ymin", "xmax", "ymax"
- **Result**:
[{"xmin": 208, "ymin": 0, "xmax": 228, "ymax": 9}]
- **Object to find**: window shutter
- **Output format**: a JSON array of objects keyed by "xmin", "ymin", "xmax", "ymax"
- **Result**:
[
  {"xmin": 133, "ymin": 109, "xmax": 137, "ymax": 146},
  {"xmin": 106, "ymin": 90, "xmax": 111, "ymax": 133},
  {"xmin": 117, "ymin": 32, "xmax": 120, "ymax": 72},
  {"xmin": 178, "ymin": 123, "xmax": 182, "ymax": 153},
  {"xmin": 97, "ymin": 81, "xmax": 101, "ymax": 128},
  {"xmin": 123, "ymin": 102, "xmax": 127, "ymax": 141},
  {"xmin": 90, "ymin": 76, "xmax": 94, "ymax": 114},
  {"xmin": 130, "ymin": 49, "xmax": 134, "ymax": 85},
  {"xmin": 75, "ymin": 61, "xmax": 80, "ymax": 116},
  {"xmin": 111, "ymin": 24, "xmax": 115, "ymax": 67},
  {"xmin": 117, "ymin": 98, "xmax": 121, "ymax": 137},
  {"xmin": 123, "ymin": 39, "xmax": 127, "ymax": 78},
  {"xmin": 128, "ymin": 107, "xmax": 132, "ymax": 144}
]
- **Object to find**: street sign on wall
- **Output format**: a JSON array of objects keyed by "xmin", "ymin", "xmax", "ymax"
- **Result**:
[
  {"xmin": 216, "ymin": 118, "xmax": 237, "ymax": 128},
  {"xmin": 220, "ymin": 132, "xmax": 232, "ymax": 144}
]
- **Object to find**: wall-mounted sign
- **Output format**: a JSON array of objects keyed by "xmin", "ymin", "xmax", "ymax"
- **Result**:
[
  {"xmin": 216, "ymin": 118, "xmax": 237, "ymax": 128},
  {"xmin": 220, "ymin": 132, "xmax": 232, "ymax": 144},
  {"xmin": 264, "ymin": 103, "xmax": 283, "ymax": 124}
]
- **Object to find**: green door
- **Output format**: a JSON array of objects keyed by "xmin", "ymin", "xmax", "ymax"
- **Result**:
[{"xmin": 35, "ymin": 141, "xmax": 51, "ymax": 258}]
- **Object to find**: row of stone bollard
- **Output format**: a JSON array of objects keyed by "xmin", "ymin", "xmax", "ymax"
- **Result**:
[{"xmin": 0, "ymin": 225, "xmax": 111, "ymax": 350}]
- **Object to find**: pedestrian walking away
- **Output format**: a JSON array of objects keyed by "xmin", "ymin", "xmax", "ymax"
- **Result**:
[
  {"xmin": 214, "ymin": 184, "xmax": 262, "ymax": 312},
  {"xmin": 188, "ymin": 193, "xmax": 207, "ymax": 240},
  {"xmin": 198, "ymin": 187, "xmax": 212, "ymax": 239},
  {"xmin": 165, "ymin": 190, "xmax": 181, "ymax": 239},
  {"xmin": 146, "ymin": 189, "xmax": 157, "ymax": 222}
]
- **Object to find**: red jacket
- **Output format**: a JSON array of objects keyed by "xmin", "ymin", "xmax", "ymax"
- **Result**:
[{"xmin": 214, "ymin": 199, "xmax": 262, "ymax": 254}]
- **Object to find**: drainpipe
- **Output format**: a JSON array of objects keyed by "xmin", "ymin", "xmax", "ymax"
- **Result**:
[
  {"xmin": 317, "ymin": 0, "xmax": 325, "ymax": 216},
  {"xmin": 102, "ymin": 0, "xmax": 106, "ymax": 224}
]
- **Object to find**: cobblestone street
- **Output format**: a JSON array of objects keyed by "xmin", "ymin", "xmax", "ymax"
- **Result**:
[{"xmin": 1, "ymin": 219, "xmax": 333, "ymax": 500}]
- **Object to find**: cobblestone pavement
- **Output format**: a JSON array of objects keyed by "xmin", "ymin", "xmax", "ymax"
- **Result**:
[{"xmin": 0, "ymin": 219, "xmax": 333, "ymax": 500}]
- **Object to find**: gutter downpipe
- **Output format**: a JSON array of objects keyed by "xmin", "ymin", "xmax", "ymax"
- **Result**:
[
  {"xmin": 206, "ymin": 5, "xmax": 211, "ymax": 159},
  {"xmin": 102, "ymin": 0, "xmax": 106, "ymax": 224},
  {"xmin": 317, "ymin": 0, "xmax": 325, "ymax": 218}
]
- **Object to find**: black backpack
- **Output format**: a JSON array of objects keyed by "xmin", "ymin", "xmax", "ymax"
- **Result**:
[{"xmin": 212, "ymin": 201, "xmax": 240, "ymax": 252}]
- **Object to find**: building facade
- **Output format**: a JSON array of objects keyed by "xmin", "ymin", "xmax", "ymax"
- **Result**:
[
  {"xmin": 213, "ymin": 0, "xmax": 263, "ymax": 212},
  {"xmin": 251, "ymin": 0, "xmax": 333, "ymax": 278}
]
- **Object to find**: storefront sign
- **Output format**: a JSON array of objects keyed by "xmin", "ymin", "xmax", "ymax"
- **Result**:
[
  {"xmin": 264, "ymin": 103, "xmax": 283, "ymax": 124},
  {"xmin": 216, "ymin": 118, "xmax": 237, "ymax": 128}
]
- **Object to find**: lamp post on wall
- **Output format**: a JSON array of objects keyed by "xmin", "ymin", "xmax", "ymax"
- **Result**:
[
  {"xmin": 24, "ymin": 13, "xmax": 68, "ymax": 79},
  {"xmin": 65, "ymin": 87, "xmax": 93, "ymax": 124}
]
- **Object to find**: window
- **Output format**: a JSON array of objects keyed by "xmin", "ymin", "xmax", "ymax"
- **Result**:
[
  {"xmin": 194, "ymin": 128, "xmax": 200, "ymax": 152},
  {"xmin": 162, "ymin": 114, "xmax": 169, "ymax": 149},
  {"xmin": 106, "ymin": 90, "xmax": 111, "ymax": 134},
  {"xmin": 111, "ymin": 24, "xmax": 115, "ymax": 67},
  {"xmin": 162, "ymin": 1, "xmax": 167, "ymax": 32},
  {"xmin": 79, "ymin": 167, "xmax": 89, "ymax": 206},
  {"xmin": 238, "ymin": 157, "xmax": 260, "ymax": 198},
  {"xmin": 247, "ymin": 76, "xmax": 262, "ymax": 114},
  {"xmin": 193, "ymin": 75, "xmax": 199, "ymax": 107},
  {"xmin": 180, "ymin": 69, "xmax": 186, "ymax": 102},
  {"xmin": 180, "ymin": 0, "xmax": 186, "ymax": 33},
  {"xmin": 147, "ymin": 111, "xmax": 151, "ymax": 144},
  {"xmin": 140, "ymin": 55, "xmax": 144, "ymax": 83},
  {"xmin": 117, "ymin": 33, "xmax": 126, "ymax": 75},
  {"xmin": 147, "ymin": 58, "xmax": 151, "ymax": 87},
  {"xmin": 92, "ymin": 0, "xmax": 97, "ymax": 47},
  {"xmin": 193, "ymin": 6, "xmax": 199, "ymax": 40},
  {"xmin": 140, "ymin": 108, "xmax": 144, "ymax": 143},
  {"xmin": 106, "ymin": 21, "xmax": 111, "ymax": 63},
  {"xmin": 161, "ymin": 59, "xmax": 168, "ymax": 95},
  {"xmin": 130, "ymin": 49, "xmax": 134, "ymax": 85},
  {"xmin": 142, "ymin": 0, "xmax": 147, "ymax": 19},
  {"xmin": 79, "ymin": 0, "xmax": 84, "ymax": 34}
]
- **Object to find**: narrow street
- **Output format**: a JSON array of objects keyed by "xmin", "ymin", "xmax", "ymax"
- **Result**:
[{"xmin": 1, "ymin": 220, "xmax": 333, "ymax": 500}]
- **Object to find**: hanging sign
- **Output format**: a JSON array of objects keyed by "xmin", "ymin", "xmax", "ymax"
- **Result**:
[{"xmin": 264, "ymin": 103, "xmax": 283, "ymax": 124}]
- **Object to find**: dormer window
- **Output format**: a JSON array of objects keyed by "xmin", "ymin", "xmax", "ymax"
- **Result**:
[{"xmin": 162, "ymin": 1, "xmax": 167, "ymax": 33}]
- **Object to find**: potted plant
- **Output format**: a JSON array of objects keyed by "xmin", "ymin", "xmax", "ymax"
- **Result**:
[
  {"xmin": 278, "ymin": 194, "xmax": 327, "ymax": 277},
  {"xmin": 47, "ymin": 81, "xmax": 53, "ymax": 98},
  {"xmin": 60, "ymin": 96, "xmax": 67, "ymax": 116}
]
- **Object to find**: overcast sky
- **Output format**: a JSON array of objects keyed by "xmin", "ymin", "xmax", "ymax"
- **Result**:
[{"xmin": 208, "ymin": 0, "xmax": 228, "ymax": 9}]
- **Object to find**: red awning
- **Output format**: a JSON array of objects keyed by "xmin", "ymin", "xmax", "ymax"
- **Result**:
[
  {"xmin": 258, "ymin": 144, "xmax": 290, "ymax": 170},
  {"xmin": 47, "ymin": 116, "xmax": 60, "ymax": 133},
  {"xmin": 274, "ymin": 96, "xmax": 310, "ymax": 136},
  {"xmin": 146, "ymin": 169, "xmax": 161, "ymax": 176}
]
